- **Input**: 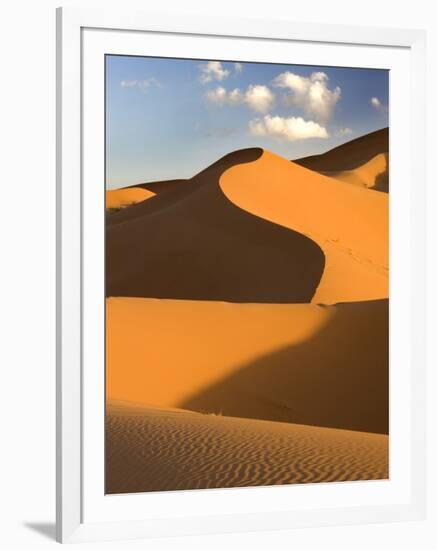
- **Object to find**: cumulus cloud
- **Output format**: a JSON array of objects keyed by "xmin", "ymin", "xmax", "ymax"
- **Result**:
[
  {"xmin": 249, "ymin": 115, "xmax": 329, "ymax": 141},
  {"xmin": 272, "ymin": 71, "xmax": 341, "ymax": 122},
  {"xmin": 205, "ymin": 86, "xmax": 228, "ymax": 103},
  {"xmin": 199, "ymin": 61, "xmax": 230, "ymax": 84},
  {"xmin": 206, "ymin": 84, "xmax": 274, "ymax": 113},
  {"xmin": 245, "ymin": 85, "xmax": 275, "ymax": 114}
]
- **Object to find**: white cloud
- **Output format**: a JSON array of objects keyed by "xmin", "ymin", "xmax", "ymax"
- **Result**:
[
  {"xmin": 244, "ymin": 85, "xmax": 275, "ymax": 114},
  {"xmin": 228, "ymin": 88, "xmax": 244, "ymax": 105},
  {"xmin": 120, "ymin": 80, "xmax": 138, "ymax": 88},
  {"xmin": 199, "ymin": 61, "xmax": 230, "ymax": 84},
  {"xmin": 370, "ymin": 96, "xmax": 382, "ymax": 109},
  {"xmin": 234, "ymin": 62, "xmax": 243, "ymax": 73},
  {"xmin": 249, "ymin": 115, "xmax": 329, "ymax": 141},
  {"xmin": 120, "ymin": 77, "xmax": 161, "ymax": 91},
  {"xmin": 206, "ymin": 84, "xmax": 274, "ymax": 113},
  {"xmin": 337, "ymin": 127, "xmax": 353, "ymax": 136},
  {"xmin": 272, "ymin": 71, "xmax": 341, "ymax": 122},
  {"xmin": 205, "ymin": 86, "xmax": 229, "ymax": 103}
]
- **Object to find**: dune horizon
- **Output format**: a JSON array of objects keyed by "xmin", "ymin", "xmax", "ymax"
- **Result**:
[{"xmin": 105, "ymin": 128, "xmax": 390, "ymax": 494}]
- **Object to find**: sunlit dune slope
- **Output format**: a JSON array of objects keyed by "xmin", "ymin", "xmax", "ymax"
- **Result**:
[
  {"xmin": 106, "ymin": 401, "xmax": 388, "ymax": 494},
  {"xmin": 106, "ymin": 297, "xmax": 388, "ymax": 434},
  {"xmin": 295, "ymin": 128, "xmax": 389, "ymax": 192},
  {"xmin": 106, "ymin": 187, "xmax": 155, "ymax": 210},
  {"xmin": 322, "ymin": 153, "xmax": 388, "ymax": 192},
  {"xmin": 221, "ymin": 150, "xmax": 388, "ymax": 304},
  {"xmin": 295, "ymin": 127, "xmax": 388, "ymax": 172},
  {"xmin": 106, "ymin": 148, "xmax": 325, "ymax": 303}
]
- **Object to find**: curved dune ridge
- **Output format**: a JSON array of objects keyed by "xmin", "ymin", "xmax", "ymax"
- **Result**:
[
  {"xmin": 106, "ymin": 187, "xmax": 155, "ymax": 211},
  {"xmin": 295, "ymin": 128, "xmax": 389, "ymax": 193},
  {"xmin": 105, "ymin": 131, "xmax": 389, "ymax": 493},
  {"xmin": 106, "ymin": 297, "xmax": 388, "ymax": 434},
  {"xmin": 220, "ymin": 150, "xmax": 388, "ymax": 304},
  {"xmin": 321, "ymin": 153, "xmax": 388, "ymax": 192},
  {"xmin": 106, "ymin": 148, "xmax": 326, "ymax": 303},
  {"xmin": 295, "ymin": 128, "xmax": 388, "ymax": 172},
  {"xmin": 106, "ymin": 401, "xmax": 388, "ymax": 494}
]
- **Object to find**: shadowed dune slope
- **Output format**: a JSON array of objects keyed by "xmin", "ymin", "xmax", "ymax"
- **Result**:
[
  {"xmin": 220, "ymin": 150, "xmax": 388, "ymax": 304},
  {"xmin": 322, "ymin": 153, "xmax": 388, "ymax": 192},
  {"xmin": 295, "ymin": 127, "xmax": 388, "ymax": 172},
  {"xmin": 106, "ymin": 401, "xmax": 388, "ymax": 494},
  {"xmin": 106, "ymin": 148, "xmax": 325, "ymax": 303},
  {"xmin": 133, "ymin": 178, "xmax": 189, "ymax": 194},
  {"xmin": 106, "ymin": 187, "xmax": 155, "ymax": 210},
  {"xmin": 106, "ymin": 298, "xmax": 388, "ymax": 434},
  {"xmin": 107, "ymin": 150, "xmax": 261, "ymax": 227}
]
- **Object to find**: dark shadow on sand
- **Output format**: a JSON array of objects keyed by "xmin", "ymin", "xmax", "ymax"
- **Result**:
[
  {"xmin": 106, "ymin": 148, "xmax": 325, "ymax": 303},
  {"xmin": 181, "ymin": 299, "xmax": 389, "ymax": 434},
  {"xmin": 295, "ymin": 127, "xmax": 388, "ymax": 172}
]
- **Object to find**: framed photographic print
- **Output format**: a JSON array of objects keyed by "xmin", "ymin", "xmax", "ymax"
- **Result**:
[{"xmin": 56, "ymin": 7, "xmax": 426, "ymax": 543}]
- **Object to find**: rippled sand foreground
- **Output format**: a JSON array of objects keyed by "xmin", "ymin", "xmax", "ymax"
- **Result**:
[{"xmin": 106, "ymin": 401, "xmax": 388, "ymax": 494}]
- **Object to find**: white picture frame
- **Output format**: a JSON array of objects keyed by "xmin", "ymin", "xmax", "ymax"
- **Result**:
[{"xmin": 56, "ymin": 6, "xmax": 426, "ymax": 544}]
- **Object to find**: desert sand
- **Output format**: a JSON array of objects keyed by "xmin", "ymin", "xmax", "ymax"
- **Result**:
[
  {"xmin": 106, "ymin": 401, "xmax": 388, "ymax": 494},
  {"xmin": 105, "ymin": 129, "xmax": 389, "ymax": 493},
  {"xmin": 296, "ymin": 127, "xmax": 389, "ymax": 192},
  {"xmin": 321, "ymin": 153, "xmax": 388, "ymax": 192},
  {"xmin": 106, "ymin": 187, "xmax": 155, "ymax": 211},
  {"xmin": 220, "ymin": 149, "xmax": 388, "ymax": 304},
  {"xmin": 106, "ymin": 147, "xmax": 388, "ymax": 304},
  {"xmin": 106, "ymin": 297, "xmax": 388, "ymax": 434}
]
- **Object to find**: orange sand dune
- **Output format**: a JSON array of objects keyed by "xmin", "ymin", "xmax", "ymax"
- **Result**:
[
  {"xmin": 106, "ymin": 297, "xmax": 388, "ymax": 434},
  {"xmin": 322, "ymin": 153, "xmax": 388, "ymax": 192},
  {"xmin": 106, "ymin": 187, "xmax": 154, "ymax": 211},
  {"xmin": 221, "ymin": 150, "xmax": 388, "ymax": 304},
  {"xmin": 106, "ymin": 148, "xmax": 326, "ymax": 303},
  {"xmin": 106, "ymin": 147, "xmax": 388, "ymax": 304},
  {"xmin": 295, "ymin": 127, "xmax": 388, "ymax": 172},
  {"xmin": 133, "ymin": 178, "xmax": 189, "ymax": 195},
  {"xmin": 295, "ymin": 128, "xmax": 389, "ymax": 193},
  {"xmin": 106, "ymin": 401, "xmax": 388, "ymax": 494}
]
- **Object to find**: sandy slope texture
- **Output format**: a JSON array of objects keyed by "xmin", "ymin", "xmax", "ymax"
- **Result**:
[
  {"xmin": 106, "ymin": 187, "xmax": 155, "ymax": 211},
  {"xmin": 295, "ymin": 127, "xmax": 388, "ymax": 172},
  {"xmin": 106, "ymin": 401, "xmax": 388, "ymax": 494},
  {"xmin": 220, "ymin": 149, "xmax": 388, "ymax": 304},
  {"xmin": 106, "ymin": 148, "xmax": 326, "ymax": 303},
  {"xmin": 321, "ymin": 153, "xmax": 388, "ymax": 192},
  {"xmin": 295, "ymin": 127, "xmax": 389, "ymax": 193},
  {"xmin": 106, "ymin": 297, "xmax": 388, "ymax": 434}
]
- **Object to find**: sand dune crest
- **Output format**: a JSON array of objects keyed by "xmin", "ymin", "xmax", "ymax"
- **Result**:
[{"xmin": 220, "ymin": 149, "xmax": 388, "ymax": 304}]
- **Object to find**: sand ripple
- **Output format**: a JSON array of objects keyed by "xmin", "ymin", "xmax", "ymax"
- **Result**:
[{"xmin": 106, "ymin": 402, "xmax": 388, "ymax": 494}]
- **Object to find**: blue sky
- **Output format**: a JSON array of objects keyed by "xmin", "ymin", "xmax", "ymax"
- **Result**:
[{"xmin": 106, "ymin": 55, "xmax": 388, "ymax": 189}]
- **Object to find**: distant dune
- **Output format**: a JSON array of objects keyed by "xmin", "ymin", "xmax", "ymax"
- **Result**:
[
  {"xmin": 295, "ymin": 128, "xmax": 388, "ymax": 172},
  {"xmin": 106, "ymin": 297, "xmax": 388, "ymax": 434},
  {"xmin": 295, "ymin": 128, "xmax": 389, "ymax": 192},
  {"xmin": 106, "ymin": 401, "xmax": 388, "ymax": 494},
  {"xmin": 106, "ymin": 187, "xmax": 154, "ymax": 211},
  {"xmin": 322, "ymin": 153, "xmax": 388, "ymax": 192}
]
